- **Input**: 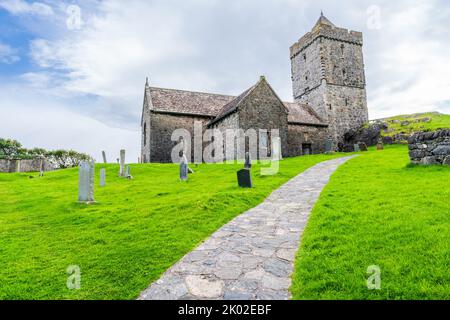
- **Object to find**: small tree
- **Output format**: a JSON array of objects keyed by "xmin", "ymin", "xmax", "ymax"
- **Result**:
[
  {"xmin": 47, "ymin": 150, "xmax": 92, "ymax": 169},
  {"xmin": 0, "ymin": 138, "xmax": 27, "ymax": 159}
]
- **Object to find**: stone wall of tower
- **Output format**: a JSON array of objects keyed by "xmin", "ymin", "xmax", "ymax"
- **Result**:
[{"xmin": 290, "ymin": 22, "xmax": 369, "ymax": 149}]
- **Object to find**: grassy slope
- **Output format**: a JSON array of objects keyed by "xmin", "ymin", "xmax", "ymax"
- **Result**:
[
  {"xmin": 0, "ymin": 153, "xmax": 343, "ymax": 300},
  {"xmin": 291, "ymin": 145, "xmax": 450, "ymax": 299},
  {"xmin": 378, "ymin": 112, "xmax": 450, "ymax": 137}
]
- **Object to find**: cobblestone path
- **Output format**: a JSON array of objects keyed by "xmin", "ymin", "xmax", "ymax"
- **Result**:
[{"xmin": 139, "ymin": 156, "xmax": 355, "ymax": 300}]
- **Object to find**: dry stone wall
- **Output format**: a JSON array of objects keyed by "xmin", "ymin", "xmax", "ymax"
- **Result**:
[{"xmin": 408, "ymin": 130, "xmax": 450, "ymax": 165}]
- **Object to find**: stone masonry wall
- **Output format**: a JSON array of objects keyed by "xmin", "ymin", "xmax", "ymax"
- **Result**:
[
  {"xmin": 148, "ymin": 112, "xmax": 211, "ymax": 163},
  {"xmin": 408, "ymin": 129, "xmax": 450, "ymax": 165},
  {"xmin": 237, "ymin": 80, "xmax": 289, "ymax": 159},
  {"xmin": 287, "ymin": 124, "xmax": 329, "ymax": 157},
  {"xmin": 0, "ymin": 158, "xmax": 54, "ymax": 173}
]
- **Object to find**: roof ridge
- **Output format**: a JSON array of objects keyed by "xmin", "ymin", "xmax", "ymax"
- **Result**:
[{"xmin": 149, "ymin": 86, "xmax": 236, "ymax": 98}]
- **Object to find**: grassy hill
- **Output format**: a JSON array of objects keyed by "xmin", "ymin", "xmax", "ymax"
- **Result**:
[{"xmin": 374, "ymin": 112, "xmax": 450, "ymax": 137}]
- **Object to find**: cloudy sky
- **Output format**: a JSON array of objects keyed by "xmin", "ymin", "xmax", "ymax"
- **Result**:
[{"xmin": 0, "ymin": 0, "xmax": 449, "ymax": 161}]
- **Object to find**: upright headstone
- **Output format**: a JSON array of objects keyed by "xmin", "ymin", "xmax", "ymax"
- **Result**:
[
  {"xmin": 377, "ymin": 138, "xmax": 384, "ymax": 150},
  {"xmin": 125, "ymin": 165, "xmax": 133, "ymax": 179},
  {"xmin": 39, "ymin": 157, "xmax": 44, "ymax": 177},
  {"xmin": 244, "ymin": 152, "xmax": 251, "ymax": 169},
  {"xmin": 180, "ymin": 155, "xmax": 188, "ymax": 181},
  {"xmin": 100, "ymin": 168, "xmax": 106, "ymax": 187},
  {"xmin": 102, "ymin": 151, "xmax": 107, "ymax": 164},
  {"xmin": 15, "ymin": 159, "xmax": 21, "ymax": 173},
  {"xmin": 138, "ymin": 157, "xmax": 141, "ymax": 164},
  {"xmin": 119, "ymin": 149, "xmax": 126, "ymax": 177},
  {"xmin": 358, "ymin": 141, "xmax": 368, "ymax": 152},
  {"xmin": 237, "ymin": 169, "xmax": 252, "ymax": 188},
  {"xmin": 324, "ymin": 139, "xmax": 333, "ymax": 154},
  {"xmin": 353, "ymin": 144, "xmax": 360, "ymax": 152},
  {"xmin": 272, "ymin": 137, "xmax": 282, "ymax": 160},
  {"xmin": 116, "ymin": 158, "xmax": 119, "ymax": 164},
  {"xmin": 78, "ymin": 161, "xmax": 95, "ymax": 203}
]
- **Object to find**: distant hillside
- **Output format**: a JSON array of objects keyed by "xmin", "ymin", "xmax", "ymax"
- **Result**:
[{"xmin": 371, "ymin": 112, "xmax": 450, "ymax": 138}]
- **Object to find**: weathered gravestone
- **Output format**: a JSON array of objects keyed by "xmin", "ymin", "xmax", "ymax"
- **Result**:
[
  {"xmin": 39, "ymin": 157, "xmax": 44, "ymax": 177},
  {"xmin": 324, "ymin": 139, "xmax": 333, "ymax": 154},
  {"xmin": 244, "ymin": 152, "xmax": 251, "ymax": 169},
  {"xmin": 100, "ymin": 168, "xmax": 106, "ymax": 187},
  {"xmin": 78, "ymin": 161, "xmax": 95, "ymax": 203},
  {"xmin": 125, "ymin": 165, "xmax": 133, "ymax": 179},
  {"xmin": 358, "ymin": 141, "xmax": 368, "ymax": 152},
  {"xmin": 102, "ymin": 151, "xmax": 107, "ymax": 164},
  {"xmin": 272, "ymin": 136, "xmax": 282, "ymax": 160},
  {"xmin": 180, "ymin": 155, "xmax": 188, "ymax": 181},
  {"xmin": 377, "ymin": 138, "xmax": 384, "ymax": 150},
  {"xmin": 119, "ymin": 149, "xmax": 126, "ymax": 177},
  {"xmin": 353, "ymin": 144, "xmax": 360, "ymax": 152},
  {"xmin": 237, "ymin": 169, "xmax": 252, "ymax": 188},
  {"xmin": 238, "ymin": 152, "xmax": 253, "ymax": 188}
]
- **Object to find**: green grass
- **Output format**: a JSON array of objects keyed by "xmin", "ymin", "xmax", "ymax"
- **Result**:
[
  {"xmin": 378, "ymin": 112, "xmax": 450, "ymax": 137},
  {"xmin": 291, "ymin": 144, "xmax": 450, "ymax": 299},
  {"xmin": 0, "ymin": 153, "xmax": 343, "ymax": 300}
]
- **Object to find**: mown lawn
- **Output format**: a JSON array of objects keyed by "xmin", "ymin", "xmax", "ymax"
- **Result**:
[
  {"xmin": 0, "ymin": 153, "xmax": 343, "ymax": 300},
  {"xmin": 291, "ymin": 144, "xmax": 450, "ymax": 299}
]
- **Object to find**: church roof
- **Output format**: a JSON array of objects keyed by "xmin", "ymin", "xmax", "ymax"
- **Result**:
[
  {"xmin": 146, "ymin": 83, "xmax": 325, "ymax": 126},
  {"xmin": 147, "ymin": 86, "xmax": 234, "ymax": 117},
  {"xmin": 284, "ymin": 102, "xmax": 325, "ymax": 125},
  {"xmin": 313, "ymin": 12, "xmax": 335, "ymax": 30}
]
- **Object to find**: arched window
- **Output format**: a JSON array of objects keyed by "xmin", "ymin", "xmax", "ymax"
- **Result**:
[
  {"xmin": 143, "ymin": 122, "xmax": 147, "ymax": 146},
  {"xmin": 340, "ymin": 44, "xmax": 345, "ymax": 55}
]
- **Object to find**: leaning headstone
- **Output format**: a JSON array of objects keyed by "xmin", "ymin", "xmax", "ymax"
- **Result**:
[
  {"xmin": 78, "ymin": 161, "xmax": 95, "ymax": 203},
  {"xmin": 237, "ymin": 169, "xmax": 252, "ymax": 188},
  {"xmin": 180, "ymin": 155, "xmax": 188, "ymax": 181},
  {"xmin": 353, "ymin": 144, "xmax": 360, "ymax": 152},
  {"xmin": 102, "ymin": 151, "xmax": 107, "ymax": 164},
  {"xmin": 125, "ymin": 165, "xmax": 133, "ymax": 179},
  {"xmin": 244, "ymin": 152, "xmax": 251, "ymax": 169},
  {"xmin": 324, "ymin": 139, "xmax": 333, "ymax": 154},
  {"xmin": 119, "ymin": 149, "xmax": 125, "ymax": 177},
  {"xmin": 358, "ymin": 141, "xmax": 368, "ymax": 152},
  {"xmin": 100, "ymin": 168, "xmax": 106, "ymax": 187}
]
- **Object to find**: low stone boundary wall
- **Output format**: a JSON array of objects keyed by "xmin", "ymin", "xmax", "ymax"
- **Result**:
[
  {"xmin": 408, "ymin": 129, "xmax": 450, "ymax": 165},
  {"xmin": 0, "ymin": 158, "xmax": 55, "ymax": 173}
]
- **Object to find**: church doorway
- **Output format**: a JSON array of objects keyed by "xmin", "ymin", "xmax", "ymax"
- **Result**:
[{"xmin": 302, "ymin": 143, "xmax": 312, "ymax": 155}]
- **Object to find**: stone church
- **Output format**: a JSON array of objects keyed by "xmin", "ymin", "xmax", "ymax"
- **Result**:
[{"xmin": 141, "ymin": 13, "xmax": 368, "ymax": 163}]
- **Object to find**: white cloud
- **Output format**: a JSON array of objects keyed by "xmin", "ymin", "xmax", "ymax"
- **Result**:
[
  {"xmin": 0, "ymin": 85, "xmax": 140, "ymax": 162},
  {"xmin": 0, "ymin": 42, "xmax": 20, "ymax": 64},
  {"xmin": 0, "ymin": 0, "xmax": 53, "ymax": 15}
]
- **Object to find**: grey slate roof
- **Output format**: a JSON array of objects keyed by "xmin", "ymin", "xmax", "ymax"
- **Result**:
[
  {"xmin": 148, "ymin": 86, "xmax": 234, "ymax": 117},
  {"xmin": 146, "ymin": 86, "xmax": 325, "ymax": 125}
]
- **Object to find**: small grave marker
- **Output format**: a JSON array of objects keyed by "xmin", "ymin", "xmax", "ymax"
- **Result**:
[
  {"xmin": 180, "ymin": 155, "xmax": 188, "ymax": 181},
  {"xmin": 100, "ymin": 168, "xmax": 106, "ymax": 187}
]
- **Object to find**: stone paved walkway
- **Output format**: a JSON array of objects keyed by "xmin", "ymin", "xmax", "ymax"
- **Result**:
[{"xmin": 138, "ymin": 156, "xmax": 355, "ymax": 300}]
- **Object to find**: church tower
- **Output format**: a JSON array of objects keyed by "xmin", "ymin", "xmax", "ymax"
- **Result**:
[{"xmin": 290, "ymin": 13, "xmax": 368, "ymax": 149}]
